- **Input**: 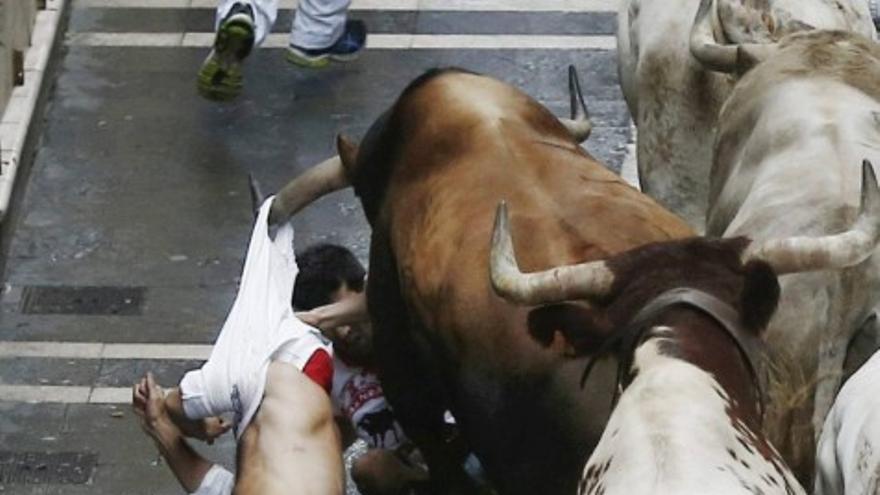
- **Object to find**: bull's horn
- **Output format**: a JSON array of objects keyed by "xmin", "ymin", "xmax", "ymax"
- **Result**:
[
  {"xmin": 490, "ymin": 201, "xmax": 614, "ymax": 305},
  {"xmin": 558, "ymin": 65, "xmax": 592, "ymax": 143},
  {"xmin": 689, "ymin": 0, "xmax": 737, "ymax": 72},
  {"xmin": 337, "ymin": 134, "xmax": 359, "ymax": 174},
  {"xmin": 744, "ymin": 160, "xmax": 880, "ymax": 274},
  {"xmin": 268, "ymin": 155, "xmax": 350, "ymax": 225},
  {"xmin": 689, "ymin": 0, "xmax": 774, "ymax": 73},
  {"xmin": 248, "ymin": 173, "xmax": 266, "ymax": 220}
]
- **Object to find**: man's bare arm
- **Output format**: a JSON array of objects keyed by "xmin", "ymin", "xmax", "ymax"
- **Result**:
[
  {"xmin": 160, "ymin": 386, "xmax": 231, "ymax": 443},
  {"xmin": 133, "ymin": 374, "xmax": 221, "ymax": 493},
  {"xmin": 296, "ymin": 290, "xmax": 368, "ymax": 330}
]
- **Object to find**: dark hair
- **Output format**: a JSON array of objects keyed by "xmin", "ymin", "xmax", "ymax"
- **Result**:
[{"xmin": 293, "ymin": 243, "xmax": 366, "ymax": 311}]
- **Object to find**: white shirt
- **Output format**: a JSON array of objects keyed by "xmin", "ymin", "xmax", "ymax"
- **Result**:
[{"xmin": 331, "ymin": 358, "xmax": 407, "ymax": 450}]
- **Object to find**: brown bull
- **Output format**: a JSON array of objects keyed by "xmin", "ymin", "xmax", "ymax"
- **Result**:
[{"xmin": 270, "ymin": 67, "xmax": 693, "ymax": 495}]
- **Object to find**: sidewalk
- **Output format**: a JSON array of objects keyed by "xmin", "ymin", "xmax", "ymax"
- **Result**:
[{"xmin": 0, "ymin": 0, "xmax": 65, "ymax": 220}]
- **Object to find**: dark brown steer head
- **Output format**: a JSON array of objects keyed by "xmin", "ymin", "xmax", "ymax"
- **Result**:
[
  {"xmin": 491, "ymin": 201, "xmax": 780, "ymax": 393},
  {"xmin": 490, "ymin": 160, "xmax": 880, "ymax": 420}
]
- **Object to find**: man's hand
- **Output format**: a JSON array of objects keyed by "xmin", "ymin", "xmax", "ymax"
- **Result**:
[
  {"xmin": 295, "ymin": 290, "xmax": 368, "ymax": 331},
  {"xmin": 132, "ymin": 372, "xmax": 181, "ymax": 448},
  {"xmin": 296, "ymin": 308, "xmax": 324, "ymax": 329},
  {"xmin": 197, "ymin": 416, "xmax": 232, "ymax": 444},
  {"xmin": 132, "ymin": 373, "xmax": 231, "ymax": 444},
  {"xmin": 131, "ymin": 372, "xmax": 219, "ymax": 493}
]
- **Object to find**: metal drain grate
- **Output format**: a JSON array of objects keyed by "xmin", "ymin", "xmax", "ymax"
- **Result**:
[
  {"xmin": 0, "ymin": 451, "xmax": 97, "ymax": 484},
  {"xmin": 20, "ymin": 286, "xmax": 145, "ymax": 315}
]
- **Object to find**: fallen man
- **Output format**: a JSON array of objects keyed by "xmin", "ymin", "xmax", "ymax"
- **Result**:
[
  {"xmin": 292, "ymin": 243, "xmax": 431, "ymax": 495},
  {"xmin": 132, "ymin": 196, "xmax": 343, "ymax": 495}
]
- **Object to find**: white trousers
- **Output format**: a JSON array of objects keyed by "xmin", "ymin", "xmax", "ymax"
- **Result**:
[{"xmin": 216, "ymin": 0, "xmax": 352, "ymax": 49}]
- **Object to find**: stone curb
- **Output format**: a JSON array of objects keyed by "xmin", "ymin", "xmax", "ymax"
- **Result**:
[{"xmin": 0, "ymin": 0, "xmax": 66, "ymax": 220}]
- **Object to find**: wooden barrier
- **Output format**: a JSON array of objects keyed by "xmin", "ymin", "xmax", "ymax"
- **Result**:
[{"xmin": 0, "ymin": 0, "xmax": 38, "ymax": 115}]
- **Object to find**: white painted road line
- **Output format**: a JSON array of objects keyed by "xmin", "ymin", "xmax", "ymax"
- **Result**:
[
  {"xmin": 66, "ymin": 32, "xmax": 185, "ymax": 47},
  {"xmin": 0, "ymin": 341, "xmax": 102, "ymax": 359},
  {"xmin": 0, "ymin": 341, "xmax": 211, "ymax": 404},
  {"xmin": 0, "ymin": 341, "xmax": 212, "ymax": 360},
  {"xmin": 0, "ymin": 385, "xmax": 93, "ymax": 403},
  {"xmin": 69, "ymin": 32, "xmax": 616, "ymax": 50},
  {"xmin": 75, "ymin": 0, "xmax": 618, "ymax": 12},
  {"xmin": 406, "ymin": 34, "xmax": 615, "ymax": 50},
  {"xmin": 89, "ymin": 387, "xmax": 135, "ymax": 404},
  {"xmin": 102, "ymin": 343, "xmax": 212, "ymax": 360},
  {"xmin": 620, "ymin": 122, "xmax": 641, "ymax": 190},
  {"xmin": 0, "ymin": 385, "xmax": 134, "ymax": 404}
]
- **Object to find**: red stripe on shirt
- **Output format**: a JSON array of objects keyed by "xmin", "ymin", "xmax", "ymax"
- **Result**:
[{"xmin": 302, "ymin": 349, "xmax": 334, "ymax": 394}]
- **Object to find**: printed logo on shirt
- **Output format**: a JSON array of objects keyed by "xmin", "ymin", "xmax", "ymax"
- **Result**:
[
  {"xmin": 334, "ymin": 364, "xmax": 408, "ymax": 450},
  {"xmin": 341, "ymin": 374, "xmax": 384, "ymax": 418},
  {"xmin": 231, "ymin": 385, "xmax": 243, "ymax": 436},
  {"xmin": 356, "ymin": 408, "xmax": 401, "ymax": 449}
]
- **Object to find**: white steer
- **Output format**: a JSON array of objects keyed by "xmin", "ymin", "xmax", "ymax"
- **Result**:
[
  {"xmin": 700, "ymin": 28, "xmax": 880, "ymax": 483},
  {"xmin": 618, "ymin": 0, "xmax": 875, "ymax": 230}
]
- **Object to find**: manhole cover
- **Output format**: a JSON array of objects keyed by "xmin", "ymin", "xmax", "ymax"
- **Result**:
[
  {"xmin": 20, "ymin": 286, "xmax": 145, "ymax": 315},
  {"xmin": 0, "ymin": 451, "xmax": 97, "ymax": 484}
]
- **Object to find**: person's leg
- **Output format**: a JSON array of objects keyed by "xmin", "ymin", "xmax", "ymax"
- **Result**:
[
  {"xmin": 198, "ymin": 0, "xmax": 278, "ymax": 100},
  {"xmin": 286, "ymin": 0, "xmax": 366, "ymax": 68},
  {"xmin": 215, "ymin": 0, "xmax": 277, "ymax": 47},
  {"xmin": 290, "ymin": 0, "xmax": 349, "ymax": 50}
]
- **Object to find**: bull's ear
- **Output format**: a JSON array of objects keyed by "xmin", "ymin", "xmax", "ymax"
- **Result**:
[
  {"xmin": 844, "ymin": 311, "xmax": 880, "ymax": 377},
  {"xmin": 775, "ymin": 19, "xmax": 814, "ymax": 37},
  {"xmin": 740, "ymin": 260, "xmax": 780, "ymax": 332},
  {"xmin": 527, "ymin": 302, "xmax": 611, "ymax": 355},
  {"xmin": 336, "ymin": 134, "xmax": 360, "ymax": 178},
  {"xmin": 737, "ymin": 43, "xmax": 777, "ymax": 72}
]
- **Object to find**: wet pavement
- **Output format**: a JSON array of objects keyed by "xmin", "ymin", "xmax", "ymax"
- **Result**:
[{"xmin": 0, "ymin": 2, "xmax": 629, "ymax": 493}]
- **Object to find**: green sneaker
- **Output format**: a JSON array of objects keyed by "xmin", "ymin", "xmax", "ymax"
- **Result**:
[
  {"xmin": 286, "ymin": 20, "xmax": 367, "ymax": 69},
  {"xmin": 197, "ymin": 3, "xmax": 255, "ymax": 101}
]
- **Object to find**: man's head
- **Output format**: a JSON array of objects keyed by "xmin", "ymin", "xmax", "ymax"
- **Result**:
[{"xmin": 294, "ymin": 243, "xmax": 372, "ymax": 364}]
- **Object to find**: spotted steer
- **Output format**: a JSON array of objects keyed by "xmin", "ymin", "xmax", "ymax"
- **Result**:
[
  {"xmin": 488, "ymin": 161, "xmax": 880, "ymax": 494},
  {"xmin": 692, "ymin": 27, "xmax": 880, "ymax": 482}
]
